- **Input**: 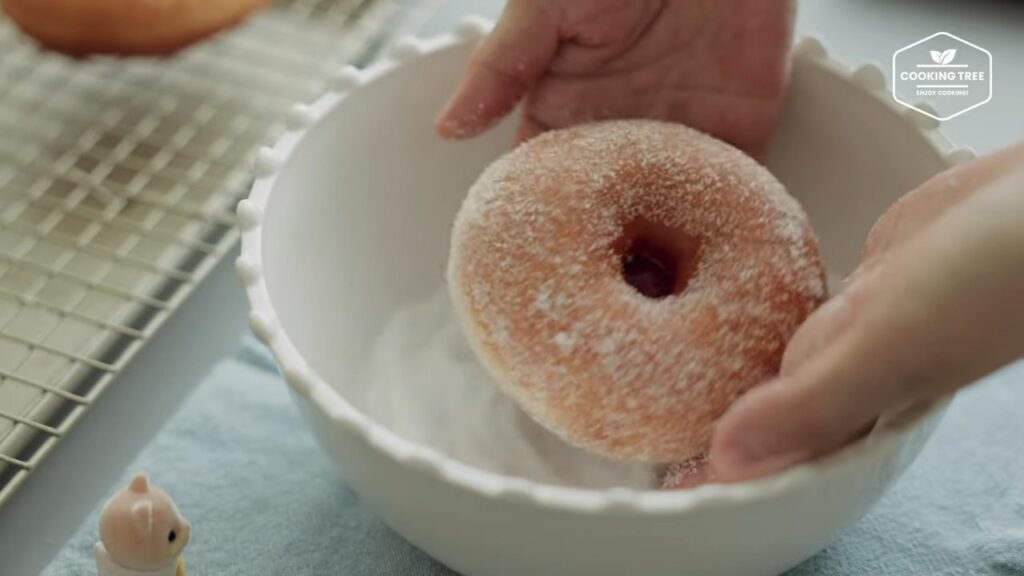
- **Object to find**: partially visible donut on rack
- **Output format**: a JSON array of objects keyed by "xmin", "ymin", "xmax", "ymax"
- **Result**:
[{"xmin": 1, "ymin": 0, "xmax": 272, "ymax": 56}]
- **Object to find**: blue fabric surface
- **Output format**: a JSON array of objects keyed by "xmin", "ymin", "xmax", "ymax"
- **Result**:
[{"xmin": 45, "ymin": 337, "xmax": 1024, "ymax": 575}]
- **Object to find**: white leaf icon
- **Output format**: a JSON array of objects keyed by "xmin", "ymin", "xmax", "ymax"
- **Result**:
[
  {"xmin": 930, "ymin": 50, "xmax": 944, "ymax": 64},
  {"xmin": 941, "ymin": 49, "xmax": 957, "ymax": 64}
]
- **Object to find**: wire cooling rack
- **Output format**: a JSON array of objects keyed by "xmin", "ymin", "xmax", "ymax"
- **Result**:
[{"xmin": 0, "ymin": 0, "xmax": 439, "ymax": 507}]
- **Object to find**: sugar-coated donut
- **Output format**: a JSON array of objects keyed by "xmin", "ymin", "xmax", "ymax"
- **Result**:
[
  {"xmin": 448, "ymin": 120, "xmax": 827, "ymax": 463},
  {"xmin": 1, "ymin": 0, "xmax": 270, "ymax": 56}
]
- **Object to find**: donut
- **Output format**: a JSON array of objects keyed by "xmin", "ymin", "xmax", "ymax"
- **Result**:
[
  {"xmin": 448, "ymin": 120, "xmax": 827, "ymax": 463},
  {"xmin": 1, "ymin": 0, "xmax": 271, "ymax": 56}
]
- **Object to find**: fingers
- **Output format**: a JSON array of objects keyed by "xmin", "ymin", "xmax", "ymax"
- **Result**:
[
  {"xmin": 792, "ymin": 143, "xmax": 1024, "ymax": 371},
  {"xmin": 786, "ymin": 145, "xmax": 1024, "ymax": 398},
  {"xmin": 711, "ymin": 149, "xmax": 1024, "ymax": 482},
  {"xmin": 710, "ymin": 267, "xmax": 911, "ymax": 480},
  {"xmin": 524, "ymin": 73, "xmax": 781, "ymax": 153},
  {"xmin": 779, "ymin": 285, "xmax": 859, "ymax": 376},
  {"xmin": 435, "ymin": 0, "xmax": 561, "ymax": 139},
  {"xmin": 863, "ymin": 142, "xmax": 1024, "ymax": 262},
  {"xmin": 512, "ymin": 111, "xmax": 548, "ymax": 146}
]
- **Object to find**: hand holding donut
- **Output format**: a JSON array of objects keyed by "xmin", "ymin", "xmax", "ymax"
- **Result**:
[
  {"xmin": 711, "ymin": 144, "xmax": 1024, "ymax": 481},
  {"xmin": 442, "ymin": 0, "xmax": 1024, "ymax": 486},
  {"xmin": 436, "ymin": 0, "xmax": 794, "ymax": 154}
]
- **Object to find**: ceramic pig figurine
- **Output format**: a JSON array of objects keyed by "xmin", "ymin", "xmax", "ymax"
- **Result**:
[{"xmin": 95, "ymin": 473, "xmax": 190, "ymax": 576}]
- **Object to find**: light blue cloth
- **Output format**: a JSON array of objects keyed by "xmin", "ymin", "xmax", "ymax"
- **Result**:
[{"xmin": 45, "ymin": 337, "xmax": 1024, "ymax": 575}]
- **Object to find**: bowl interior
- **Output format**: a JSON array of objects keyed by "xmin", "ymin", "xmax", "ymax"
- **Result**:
[{"xmin": 262, "ymin": 42, "xmax": 949, "ymax": 437}]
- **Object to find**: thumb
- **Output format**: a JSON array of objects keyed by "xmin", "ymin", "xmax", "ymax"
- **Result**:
[
  {"xmin": 435, "ymin": 0, "xmax": 560, "ymax": 139},
  {"xmin": 862, "ymin": 142, "xmax": 1024, "ymax": 263},
  {"xmin": 780, "ymin": 143, "xmax": 1024, "ymax": 375},
  {"xmin": 709, "ymin": 264, "xmax": 905, "ymax": 481},
  {"xmin": 711, "ymin": 152, "xmax": 1024, "ymax": 482}
]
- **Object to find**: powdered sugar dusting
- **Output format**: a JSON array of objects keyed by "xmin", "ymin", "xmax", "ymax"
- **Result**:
[
  {"xmin": 660, "ymin": 454, "xmax": 715, "ymax": 489},
  {"xmin": 449, "ymin": 120, "xmax": 827, "ymax": 463},
  {"xmin": 359, "ymin": 289, "xmax": 657, "ymax": 489}
]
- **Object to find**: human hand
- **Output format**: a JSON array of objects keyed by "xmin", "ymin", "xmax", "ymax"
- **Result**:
[
  {"xmin": 710, "ymin": 144, "xmax": 1024, "ymax": 482},
  {"xmin": 436, "ymin": 0, "xmax": 794, "ymax": 154}
]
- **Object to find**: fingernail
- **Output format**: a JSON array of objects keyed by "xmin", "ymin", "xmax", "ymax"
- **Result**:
[
  {"xmin": 714, "ymin": 435, "xmax": 808, "ymax": 481},
  {"xmin": 436, "ymin": 103, "xmax": 481, "ymax": 139},
  {"xmin": 807, "ymin": 293, "xmax": 849, "ymax": 335},
  {"xmin": 435, "ymin": 107, "xmax": 461, "ymax": 137},
  {"xmin": 716, "ymin": 435, "xmax": 770, "ymax": 471},
  {"xmin": 782, "ymin": 289, "xmax": 859, "ymax": 376},
  {"xmin": 435, "ymin": 89, "xmax": 469, "ymax": 134},
  {"xmin": 437, "ymin": 91, "xmax": 458, "ymax": 119},
  {"xmin": 844, "ymin": 252, "xmax": 886, "ymax": 289}
]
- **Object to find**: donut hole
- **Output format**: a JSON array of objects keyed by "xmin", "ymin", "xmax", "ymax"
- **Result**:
[
  {"xmin": 617, "ymin": 221, "xmax": 701, "ymax": 300},
  {"xmin": 622, "ymin": 241, "xmax": 678, "ymax": 299}
]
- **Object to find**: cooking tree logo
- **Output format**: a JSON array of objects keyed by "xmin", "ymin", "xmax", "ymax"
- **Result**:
[{"xmin": 893, "ymin": 32, "xmax": 992, "ymax": 121}]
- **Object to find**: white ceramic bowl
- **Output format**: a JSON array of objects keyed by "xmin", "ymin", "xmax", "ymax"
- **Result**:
[{"xmin": 237, "ymin": 19, "xmax": 969, "ymax": 576}]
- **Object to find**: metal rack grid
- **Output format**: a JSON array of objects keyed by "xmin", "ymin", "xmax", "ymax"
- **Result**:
[{"xmin": 0, "ymin": 0, "xmax": 438, "ymax": 506}]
